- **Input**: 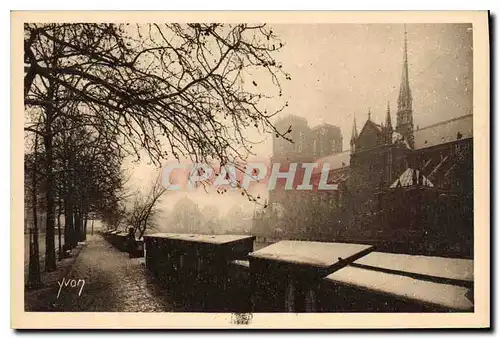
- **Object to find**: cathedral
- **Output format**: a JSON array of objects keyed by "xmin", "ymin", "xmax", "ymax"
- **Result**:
[{"xmin": 254, "ymin": 30, "xmax": 473, "ymax": 258}]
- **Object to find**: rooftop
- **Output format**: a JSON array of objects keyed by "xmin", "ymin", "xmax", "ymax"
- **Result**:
[
  {"xmin": 324, "ymin": 265, "xmax": 473, "ymax": 311},
  {"xmin": 354, "ymin": 251, "xmax": 473, "ymax": 283},
  {"xmin": 323, "ymin": 250, "xmax": 474, "ymax": 311},
  {"xmin": 314, "ymin": 150, "xmax": 351, "ymax": 172},
  {"xmin": 144, "ymin": 233, "xmax": 254, "ymax": 245},
  {"xmin": 249, "ymin": 240, "xmax": 373, "ymax": 268},
  {"xmin": 414, "ymin": 114, "xmax": 473, "ymax": 149}
]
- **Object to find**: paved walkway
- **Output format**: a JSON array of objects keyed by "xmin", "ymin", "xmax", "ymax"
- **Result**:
[{"xmin": 28, "ymin": 235, "xmax": 183, "ymax": 312}]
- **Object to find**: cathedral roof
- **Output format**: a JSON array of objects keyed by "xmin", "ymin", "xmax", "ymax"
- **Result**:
[
  {"xmin": 371, "ymin": 121, "xmax": 384, "ymax": 133},
  {"xmin": 314, "ymin": 150, "xmax": 351, "ymax": 172},
  {"xmin": 414, "ymin": 114, "xmax": 473, "ymax": 149}
]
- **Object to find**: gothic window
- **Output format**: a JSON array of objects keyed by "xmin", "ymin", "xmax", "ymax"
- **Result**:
[{"xmin": 331, "ymin": 140, "xmax": 336, "ymax": 154}]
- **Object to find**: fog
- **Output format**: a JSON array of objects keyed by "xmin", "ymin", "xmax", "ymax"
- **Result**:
[{"xmin": 124, "ymin": 23, "xmax": 473, "ymax": 227}]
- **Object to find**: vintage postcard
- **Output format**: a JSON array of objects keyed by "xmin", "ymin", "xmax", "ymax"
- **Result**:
[{"xmin": 12, "ymin": 11, "xmax": 490, "ymax": 329}]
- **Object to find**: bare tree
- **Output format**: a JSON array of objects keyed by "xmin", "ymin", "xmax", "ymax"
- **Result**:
[
  {"xmin": 24, "ymin": 23, "xmax": 291, "ymax": 271},
  {"xmin": 126, "ymin": 171, "xmax": 167, "ymax": 239},
  {"xmin": 25, "ymin": 23, "xmax": 291, "ymax": 165},
  {"xmin": 25, "ymin": 130, "xmax": 42, "ymax": 287}
]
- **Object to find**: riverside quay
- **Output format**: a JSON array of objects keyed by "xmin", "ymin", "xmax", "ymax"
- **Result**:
[{"xmin": 101, "ymin": 231, "xmax": 474, "ymax": 313}]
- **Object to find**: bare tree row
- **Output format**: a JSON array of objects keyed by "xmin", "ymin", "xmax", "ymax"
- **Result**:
[{"xmin": 24, "ymin": 23, "xmax": 290, "ymax": 285}]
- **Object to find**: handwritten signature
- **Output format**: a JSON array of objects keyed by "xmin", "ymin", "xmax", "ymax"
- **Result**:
[{"xmin": 56, "ymin": 277, "xmax": 85, "ymax": 299}]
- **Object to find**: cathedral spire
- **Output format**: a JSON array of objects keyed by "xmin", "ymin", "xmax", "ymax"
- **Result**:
[
  {"xmin": 395, "ymin": 26, "xmax": 415, "ymax": 149},
  {"xmin": 386, "ymin": 101, "xmax": 393, "ymax": 144},
  {"xmin": 350, "ymin": 115, "xmax": 358, "ymax": 141},
  {"xmin": 386, "ymin": 101, "xmax": 392, "ymax": 130},
  {"xmin": 350, "ymin": 115, "xmax": 358, "ymax": 153},
  {"xmin": 397, "ymin": 27, "xmax": 412, "ymax": 112}
]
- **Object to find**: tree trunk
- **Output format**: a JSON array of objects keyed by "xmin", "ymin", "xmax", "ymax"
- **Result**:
[
  {"xmin": 42, "ymin": 74, "xmax": 58, "ymax": 272},
  {"xmin": 57, "ymin": 197, "xmax": 63, "ymax": 260},
  {"xmin": 27, "ymin": 131, "xmax": 41, "ymax": 286},
  {"xmin": 63, "ymin": 167, "xmax": 69, "ymax": 250},
  {"xmin": 64, "ymin": 195, "xmax": 75, "ymax": 250},
  {"xmin": 75, "ymin": 204, "xmax": 85, "ymax": 243},
  {"xmin": 83, "ymin": 211, "xmax": 88, "ymax": 241},
  {"xmin": 66, "ymin": 160, "xmax": 78, "ymax": 249},
  {"xmin": 74, "ymin": 206, "xmax": 81, "ymax": 244},
  {"xmin": 43, "ymin": 127, "xmax": 57, "ymax": 272},
  {"xmin": 138, "ymin": 220, "xmax": 146, "ymax": 239},
  {"xmin": 79, "ymin": 207, "xmax": 85, "ymax": 242}
]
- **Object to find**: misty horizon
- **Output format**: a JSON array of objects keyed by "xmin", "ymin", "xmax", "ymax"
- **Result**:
[{"xmin": 123, "ymin": 23, "xmax": 473, "ymax": 215}]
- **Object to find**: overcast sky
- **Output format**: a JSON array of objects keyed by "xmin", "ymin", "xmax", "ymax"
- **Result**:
[
  {"xmin": 269, "ymin": 23, "xmax": 473, "ymax": 151},
  {"xmin": 126, "ymin": 23, "xmax": 473, "ymax": 214}
]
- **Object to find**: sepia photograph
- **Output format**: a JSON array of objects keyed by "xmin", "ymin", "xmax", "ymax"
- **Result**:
[{"xmin": 11, "ymin": 10, "xmax": 490, "ymax": 329}]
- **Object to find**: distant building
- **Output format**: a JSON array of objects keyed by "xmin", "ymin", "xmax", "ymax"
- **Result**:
[
  {"xmin": 268, "ymin": 115, "xmax": 344, "ymax": 219},
  {"xmin": 254, "ymin": 30, "xmax": 473, "ymax": 258},
  {"xmin": 311, "ymin": 124, "xmax": 343, "ymax": 158},
  {"xmin": 168, "ymin": 196, "xmax": 202, "ymax": 234}
]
